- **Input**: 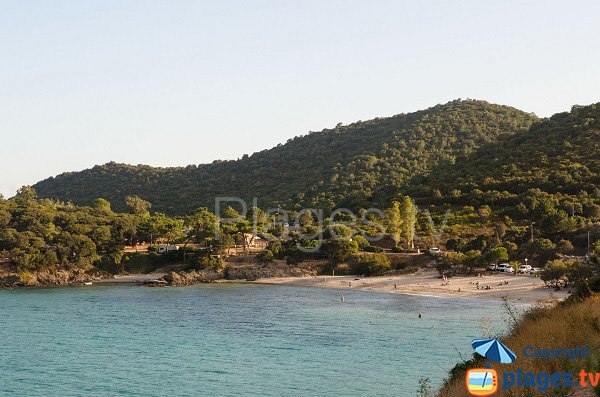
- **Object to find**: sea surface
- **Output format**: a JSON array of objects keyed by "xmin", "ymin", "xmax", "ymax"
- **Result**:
[{"xmin": 0, "ymin": 284, "xmax": 517, "ymax": 397}]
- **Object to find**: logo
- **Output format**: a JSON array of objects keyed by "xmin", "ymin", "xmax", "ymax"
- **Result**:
[
  {"xmin": 466, "ymin": 340, "xmax": 595, "ymax": 394},
  {"xmin": 466, "ymin": 369, "xmax": 498, "ymax": 396}
]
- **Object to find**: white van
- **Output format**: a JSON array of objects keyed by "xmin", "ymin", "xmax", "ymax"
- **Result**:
[{"xmin": 158, "ymin": 245, "xmax": 179, "ymax": 254}]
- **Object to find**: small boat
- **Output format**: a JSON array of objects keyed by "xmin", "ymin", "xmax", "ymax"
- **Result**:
[
  {"xmin": 143, "ymin": 279, "xmax": 168, "ymax": 287},
  {"xmin": 83, "ymin": 282, "xmax": 93, "ymax": 286}
]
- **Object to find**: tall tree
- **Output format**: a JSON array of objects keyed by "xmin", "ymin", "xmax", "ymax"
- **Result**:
[
  {"xmin": 384, "ymin": 201, "xmax": 403, "ymax": 247},
  {"xmin": 400, "ymin": 196, "xmax": 417, "ymax": 249}
]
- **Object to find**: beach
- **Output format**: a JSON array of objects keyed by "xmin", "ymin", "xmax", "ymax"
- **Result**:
[
  {"xmin": 251, "ymin": 270, "xmax": 569, "ymax": 304},
  {"xmin": 93, "ymin": 265, "xmax": 569, "ymax": 305}
]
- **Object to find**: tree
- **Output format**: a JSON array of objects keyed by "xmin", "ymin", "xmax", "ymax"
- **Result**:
[
  {"xmin": 556, "ymin": 239, "xmax": 574, "ymax": 255},
  {"xmin": 592, "ymin": 241, "xmax": 600, "ymax": 265},
  {"xmin": 248, "ymin": 206, "xmax": 267, "ymax": 233},
  {"xmin": 15, "ymin": 186, "xmax": 37, "ymax": 203},
  {"xmin": 138, "ymin": 212, "xmax": 183, "ymax": 245},
  {"xmin": 125, "ymin": 195, "xmax": 151, "ymax": 216},
  {"xmin": 322, "ymin": 239, "xmax": 358, "ymax": 264},
  {"xmin": 219, "ymin": 206, "xmax": 250, "ymax": 240},
  {"xmin": 212, "ymin": 234, "xmax": 235, "ymax": 255},
  {"xmin": 185, "ymin": 208, "xmax": 219, "ymax": 247},
  {"xmin": 521, "ymin": 239, "xmax": 558, "ymax": 265},
  {"xmin": 484, "ymin": 247, "xmax": 508, "ymax": 264},
  {"xmin": 400, "ymin": 196, "xmax": 417, "ymax": 249},
  {"xmin": 384, "ymin": 201, "xmax": 403, "ymax": 247},
  {"xmin": 94, "ymin": 198, "xmax": 112, "ymax": 212},
  {"xmin": 541, "ymin": 259, "xmax": 570, "ymax": 288},
  {"xmin": 326, "ymin": 224, "xmax": 353, "ymax": 240}
]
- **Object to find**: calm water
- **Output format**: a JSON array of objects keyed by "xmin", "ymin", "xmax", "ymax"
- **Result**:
[{"xmin": 0, "ymin": 284, "xmax": 514, "ymax": 397}]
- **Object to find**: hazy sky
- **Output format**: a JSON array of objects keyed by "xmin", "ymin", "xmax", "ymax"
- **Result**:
[{"xmin": 1, "ymin": 0, "xmax": 599, "ymax": 198}]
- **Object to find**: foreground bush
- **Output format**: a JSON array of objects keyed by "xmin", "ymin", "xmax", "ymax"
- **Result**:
[{"xmin": 438, "ymin": 295, "xmax": 600, "ymax": 397}]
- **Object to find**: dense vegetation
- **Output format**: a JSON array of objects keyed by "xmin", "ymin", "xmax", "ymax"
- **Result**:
[
  {"xmin": 33, "ymin": 100, "xmax": 537, "ymax": 214},
  {"xmin": 0, "ymin": 188, "xmax": 134, "ymax": 277},
  {"xmin": 4, "ymin": 99, "xmax": 600, "ymax": 285},
  {"xmin": 414, "ymin": 103, "xmax": 600, "ymax": 213}
]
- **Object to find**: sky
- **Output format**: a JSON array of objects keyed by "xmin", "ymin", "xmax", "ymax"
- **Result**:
[{"xmin": 1, "ymin": 0, "xmax": 599, "ymax": 198}]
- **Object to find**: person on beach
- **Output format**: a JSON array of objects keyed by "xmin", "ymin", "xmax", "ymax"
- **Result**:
[
  {"xmin": 394, "ymin": 283, "xmax": 397, "ymax": 290},
  {"xmin": 418, "ymin": 313, "xmax": 422, "ymax": 319}
]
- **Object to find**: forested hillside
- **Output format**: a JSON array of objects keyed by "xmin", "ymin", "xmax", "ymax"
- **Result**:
[
  {"xmin": 5, "ymin": 101, "xmax": 600, "ymax": 284},
  {"xmin": 413, "ymin": 103, "xmax": 600, "ymax": 217},
  {"xmin": 32, "ymin": 100, "xmax": 537, "ymax": 214}
]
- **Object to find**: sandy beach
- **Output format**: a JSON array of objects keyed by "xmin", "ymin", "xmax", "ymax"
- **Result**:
[
  {"xmin": 251, "ymin": 270, "xmax": 569, "ymax": 304},
  {"xmin": 95, "ymin": 267, "xmax": 569, "ymax": 305}
]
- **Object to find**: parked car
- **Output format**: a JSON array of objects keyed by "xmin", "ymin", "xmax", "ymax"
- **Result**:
[
  {"xmin": 429, "ymin": 247, "xmax": 441, "ymax": 255},
  {"xmin": 517, "ymin": 264, "xmax": 532, "ymax": 274},
  {"xmin": 529, "ymin": 267, "xmax": 542, "ymax": 275},
  {"xmin": 487, "ymin": 263, "xmax": 498, "ymax": 271},
  {"xmin": 496, "ymin": 263, "xmax": 514, "ymax": 273}
]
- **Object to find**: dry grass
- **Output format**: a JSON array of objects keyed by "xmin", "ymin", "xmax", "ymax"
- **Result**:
[{"xmin": 438, "ymin": 295, "xmax": 600, "ymax": 397}]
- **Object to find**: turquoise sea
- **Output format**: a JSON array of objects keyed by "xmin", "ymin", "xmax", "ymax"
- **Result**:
[{"xmin": 0, "ymin": 284, "xmax": 514, "ymax": 397}]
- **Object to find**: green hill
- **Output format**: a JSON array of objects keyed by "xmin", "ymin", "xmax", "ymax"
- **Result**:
[
  {"xmin": 412, "ymin": 103, "xmax": 600, "ymax": 218},
  {"xmin": 32, "ymin": 100, "xmax": 537, "ymax": 214}
]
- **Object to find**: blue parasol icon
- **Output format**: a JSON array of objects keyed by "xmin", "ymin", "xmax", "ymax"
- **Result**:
[{"xmin": 471, "ymin": 338, "xmax": 517, "ymax": 364}]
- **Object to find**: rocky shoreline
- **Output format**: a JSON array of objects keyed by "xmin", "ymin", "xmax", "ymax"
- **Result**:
[
  {"xmin": 0, "ymin": 260, "xmax": 322, "ymax": 288},
  {"xmin": 160, "ymin": 261, "xmax": 320, "ymax": 286},
  {"xmin": 0, "ymin": 269, "xmax": 111, "ymax": 288}
]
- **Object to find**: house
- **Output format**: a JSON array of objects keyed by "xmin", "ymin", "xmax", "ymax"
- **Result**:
[{"xmin": 243, "ymin": 233, "xmax": 269, "ymax": 249}]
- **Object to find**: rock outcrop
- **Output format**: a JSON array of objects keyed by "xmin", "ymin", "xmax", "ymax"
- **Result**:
[
  {"xmin": 0, "ymin": 269, "xmax": 110, "ymax": 287},
  {"xmin": 161, "ymin": 269, "xmax": 223, "ymax": 286},
  {"xmin": 161, "ymin": 260, "xmax": 321, "ymax": 286}
]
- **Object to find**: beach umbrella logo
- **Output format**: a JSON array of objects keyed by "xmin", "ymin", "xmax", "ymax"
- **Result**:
[
  {"xmin": 466, "ymin": 368, "xmax": 498, "ymax": 396},
  {"xmin": 471, "ymin": 338, "xmax": 517, "ymax": 364},
  {"xmin": 466, "ymin": 339, "xmax": 515, "ymax": 395}
]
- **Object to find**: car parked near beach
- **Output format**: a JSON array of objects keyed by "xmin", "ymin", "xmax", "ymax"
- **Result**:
[
  {"xmin": 496, "ymin": 263, "xmax": 514, "ymax": 273},
  {"xmin": 429, "ymin": 247, "xmax": 441, "ymax": 255},
  {"xmin": 487, "ymin": 263, "xmax": 498, "ymax": 271},
  {"xmin": 529, "ymin": 267, "xmax": 542, "ymax": 275},
  {"xmin": 517, "ymin": 264, "xmax": 532, "ymax": 274}
]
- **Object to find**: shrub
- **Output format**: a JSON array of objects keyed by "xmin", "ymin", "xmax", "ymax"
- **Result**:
[
  {"xmin": 18, "ymin": 271, "xmax": 35, "ymax": 285},
  {"xmin": 557, "ymin": 239, "xmax": 574, "ymax": 254},
  {"xmin": 352, "ymin": 235, "xmax": 370, "ymax": 250},
  {"xmin": 187, "ymin": 255, "xmax": 224, "ymax": 272},
  {"xmin": 363, "ymin": 245, "xmax": 384, "ymax": 253},
  {"xmin": 122, "ymin": 253, "xmax": 168, "ymax": 274},
  {"xmin": 350, "ymin": 253, "xmax": 391, "ymax": 276},
  {"xmin": 540, "ymin": 259, "xmax": 570, "ymax": 288},
  {"xmin": 257, "ymin": 249, "xmax": 274, "ymax": 263}
]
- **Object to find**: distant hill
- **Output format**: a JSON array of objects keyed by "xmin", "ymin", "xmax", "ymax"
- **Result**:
[
  {"xmin": 412, "ymin": 102, "xmax": 600, "ymax": 217},
  {"xmin": 33, "ymin": 100, "xmax": 537, "ymax": 214}
]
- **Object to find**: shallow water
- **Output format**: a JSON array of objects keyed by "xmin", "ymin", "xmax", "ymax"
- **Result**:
[{"xmin": 0, "ymin": 284, "xmax": 515, "ymax": 396}]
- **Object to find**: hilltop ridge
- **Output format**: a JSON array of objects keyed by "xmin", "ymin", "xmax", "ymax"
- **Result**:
[{"xmin": 33, "ymin": 99, "xmax": 537, "ymax": 214}]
